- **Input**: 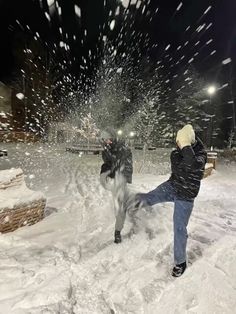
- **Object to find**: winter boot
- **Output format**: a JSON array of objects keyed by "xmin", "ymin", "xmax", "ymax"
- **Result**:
[
  {"xmin": 114, "ymin": 230, "xmax": 122, "ymax": 244},
  {"xmin": 172, "ymin": 261, "xmax": 187, "ymax": 277}
]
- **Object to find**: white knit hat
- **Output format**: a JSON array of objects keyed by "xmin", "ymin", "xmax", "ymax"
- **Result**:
[
  {"xmin": 100, "ymin": 127, "xmax": 117, "ymax": 140},
  {"xmin": 176, "ymin": 124, "xmax": 195, "ymax": 144}
]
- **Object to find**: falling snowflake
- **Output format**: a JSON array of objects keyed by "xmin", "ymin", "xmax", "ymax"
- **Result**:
[{"xmin": 47, "ymin": 0, "xmax": 54, "ymax": 6}]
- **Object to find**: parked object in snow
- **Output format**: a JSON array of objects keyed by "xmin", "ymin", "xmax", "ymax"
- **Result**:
[
  {"xmin": 207, "ymin": 151, "xmax": 218, "ymax": 169},
  {"xmin": 0, "ymin": 149, "xmax": 7, "ymax": 157},
  {"xmin": 204, "ymin": 162, "xmax": 214, "ymax": 178}
]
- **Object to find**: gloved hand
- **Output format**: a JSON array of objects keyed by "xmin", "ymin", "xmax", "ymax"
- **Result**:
[{"xmin": 176, "ymin": 124, "xmax": 195, "ymax": 149}]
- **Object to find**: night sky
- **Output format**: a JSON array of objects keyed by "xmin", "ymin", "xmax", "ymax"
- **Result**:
[
  {"xmin": 0, "ymin": 0, "xmax": 235, "ymax": 85},
  {"xmin": 0, "ymin": 0, "xmax": 236, "ymax": 147}
]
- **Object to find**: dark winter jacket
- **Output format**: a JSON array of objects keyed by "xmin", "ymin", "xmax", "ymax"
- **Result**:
[
  {"xmin": 169, "ymin": 138, "xmax": 207, "ymax": 200},
  {"xmin": 100, "ymin": 140, "xmax": 133, "ymax": 184}
]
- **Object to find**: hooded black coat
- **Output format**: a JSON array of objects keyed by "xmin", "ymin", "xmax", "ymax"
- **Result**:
[
  {"xmin": 100, "ymin": 140, "xmax": 133, "ymax": 184},
  {"xmin": 169, "ymin": 138, "xmax": 207, "ymax": 200}
]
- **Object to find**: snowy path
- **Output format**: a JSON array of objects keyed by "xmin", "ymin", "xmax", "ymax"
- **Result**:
[{"xmin": 0, "ymin": 144, "xmax": 236, "ymax": 313}]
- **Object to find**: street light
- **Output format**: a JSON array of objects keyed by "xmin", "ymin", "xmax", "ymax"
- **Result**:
[
  {"xmin": 207, "ymin": 86, "xmax": 216, "ymax": 95},
  {"xmin": 129, "ymin": 131, "xmax": 135, "ymax": 149},
  {"xmin": 207, "ymin": 85, "xmax": 217, "ymax": 148},
  {"xmin": 117, "ymin": 129, "xmax": 123, "ymax": 136}
]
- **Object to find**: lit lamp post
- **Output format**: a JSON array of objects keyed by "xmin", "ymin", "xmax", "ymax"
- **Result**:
[
  {"xmin": 207, "ymin": 85, "xmax": 217, "ymax": 149},
  {"xmin": 207, "ymin": 86, "xmax": 216, "ymax": 96},
  {"xmin": 117, "ymin": 129, "xmax": 123, "ymax": 137},
  {"xmin": 129, "ymin": 131, "xmax": 135, "ymax": 149}
]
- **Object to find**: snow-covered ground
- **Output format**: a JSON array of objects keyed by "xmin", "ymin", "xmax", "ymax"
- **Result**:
[{"xmin": 0, "ymin": 143, "xmax": 236, "ymax": 314}]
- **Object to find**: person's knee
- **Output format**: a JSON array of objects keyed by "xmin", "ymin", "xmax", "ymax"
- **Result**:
[
  {"xmin": 116, "ymin": 208, "xmax": 126, "ymax": 219},
  {"xmin": 132, "ymin": 193, "xmax": 144, "ymax": 209},
  {"xmin": 100, "ymin": 171, "xmax": 112, "ymax": 189},
  {"xmin": 174, "ymin": 224, "xmax": 187, "ymax": 236}
]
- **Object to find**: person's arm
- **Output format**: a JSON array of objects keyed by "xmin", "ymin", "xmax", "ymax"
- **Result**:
[
  {"xmin": 124, "ymin": 148, "xmax": 133, "ymax": 175},
  {"xmin": 118, "ymin": 146, "xmax": 133, "ymax": 182},
  {"xmin": 100, "ymin": 149, "xmax": 112, "ymax": 174},
  {"xmin": 181, "ymin": 146, "xmax": 207, "ymax": 170}
]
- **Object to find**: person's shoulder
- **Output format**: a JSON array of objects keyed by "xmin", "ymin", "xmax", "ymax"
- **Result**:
[
  {"xmin": 171, "ymin": 147, "xmax": 179, "ymax": 155},
  {"xmin": 116, "ymin": 140, "xmax": 126, "ymax": 149},
  {"xmin": 117, "ymin": 141, "xmax": 132, "ymax": 155},
  {"xmin": 124, "ymin": 143, "xmax": 132, "ymax": 153}
]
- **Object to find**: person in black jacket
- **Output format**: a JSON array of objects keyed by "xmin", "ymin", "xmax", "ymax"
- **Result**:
[
  {"xmin": 100, "ymin": 128, "xmax": 133, "ymax": 243},
  {"xmin": 135, "ymin": 124, "xmax": 207, "ymax": 277}
]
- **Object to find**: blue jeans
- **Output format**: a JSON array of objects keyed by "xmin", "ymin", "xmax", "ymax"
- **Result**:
[{"xmin": 138, "ymin": 181, "xmax": 194, "ymax": 265}]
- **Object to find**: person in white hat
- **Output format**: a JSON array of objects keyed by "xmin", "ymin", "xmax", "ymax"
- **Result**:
[
  {"xmin": 134, "ymin": 124, "xmax": 207, "ymax": 277},
  {"xmin": 99, "ymin": 127, "xmax": 133, "ymax": 243}
]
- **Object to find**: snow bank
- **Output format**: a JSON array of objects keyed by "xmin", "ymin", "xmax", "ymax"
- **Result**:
[
  {"xmin": 0, "ymin": 168, "xmax": 24, "ymax": 189},
  {"xmin": 0, "ymin": 184, "xmax": 45, "ymax": 211},
  {"xmin": 147, "ymin": 235, "xmax": 236, "ymax": 314}
]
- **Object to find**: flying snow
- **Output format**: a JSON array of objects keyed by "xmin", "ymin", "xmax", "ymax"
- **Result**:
[
  {"xmin": 58, "ymin": 6, "xmax": 62, "ymax": 16},
  {"xmin": 110, "ymin": 20, "xmax": 116, "ymax": 31},
  {"xmin": 47, "ymin": 0, "xmax": 54, "ymax": 7},
  {"xmin": 121, "ymin": 0, "xmax": 137, "ymax": 8},
  {"xmin": 176, "ymin": 2, "xmax": 183, "ymax": 11},
  {"xmin": 165, "ymin": 44, "xmax": 171, "ymax": 51},
  {"xmin": 204, "ymin": 6, "xmax": 212, "ymax": 15},
  {"xmin": 45, "ymin": 12, "xmax": 51, "ymax": 22},
  {"xmin": 59, "ymin": 41, "xmax": 66, "ymax": 48},
  {"xmin": 74, "ymin": 5, "xmax": 81, "ymax": 18},
  {"xmin": 222, "ymin": 58, "xmax": 232, "ymax": 65},
  {"xmin": 206, "ymin": 39, "xmax": 213, "ymax": 45},
  {"xmin": 197, "ymin": 24, "xmax": 206, "ymax": 33},
  {"xmin": 206, "ymin": 23, "xmax": 213, "ymax": 30},
  {"xmin": 136, "ymin": 1, "xmax": 142, "ymax": 9},
  {"xmin": 16, "ymin": 93, "xmax": 25, "ymax": 100}
]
